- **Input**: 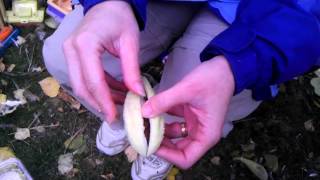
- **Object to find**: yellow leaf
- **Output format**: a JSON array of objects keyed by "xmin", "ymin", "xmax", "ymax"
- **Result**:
[
  {"xmin": 0, "ymin": 94, "xmax": 7, "ymax": 103},
  {"xmin": 39, "ymin": 77, "xmax": 60, "ymax": 97},
  {"xmin": 7, "ymin": 64, "xmax": 15, "ymax": 72},
  {"xmin": 0, "ymin": 147, "xmax": 15, "ymax": 161}
]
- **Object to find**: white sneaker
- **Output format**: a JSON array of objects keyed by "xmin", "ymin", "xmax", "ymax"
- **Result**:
[
  {"xmin": 131, "ymin": 155, "xmax": 173, "ymax": 180},
  {"xmin": 96, "ymin": 121, "xmax": 128, "ymax": 156}
]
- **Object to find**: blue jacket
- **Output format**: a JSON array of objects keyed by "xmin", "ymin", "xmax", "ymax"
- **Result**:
[{"xmin": 79, "ymin": 0, "xmax": 320, "ymax": 100}]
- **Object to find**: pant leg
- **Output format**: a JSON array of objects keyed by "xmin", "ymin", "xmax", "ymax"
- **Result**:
[
  {"xmin": 42, "ymin": 2, "xmax": 202, "ymax": 122},
  {"xmin": 157, "ymin": 8, "xmax": 261, "ymax": 137}
]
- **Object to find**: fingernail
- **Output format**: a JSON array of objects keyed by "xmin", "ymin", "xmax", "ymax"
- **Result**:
[
  {"xmin": 142, "ymin": 102, "xmax": 153, "ymax": 117},
  {"xmin": 135, "ymin": 82, "xmax": 145, "ymax": 96}
]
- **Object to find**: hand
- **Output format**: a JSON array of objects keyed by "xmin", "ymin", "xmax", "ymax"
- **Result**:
[
  {"xmin": 142, "ymin": 56, "xmax": 235, "ymax": 169},
  {"xmin": 63, "ymin": 1, "xmax": 144, "ymax": 123}
]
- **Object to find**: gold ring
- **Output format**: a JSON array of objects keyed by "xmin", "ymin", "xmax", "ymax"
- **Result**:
[{"xmin": 180, "ymin": 122, "xmax": 188, "ymax": 137}]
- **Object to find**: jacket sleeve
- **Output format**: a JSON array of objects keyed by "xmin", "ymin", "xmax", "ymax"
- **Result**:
[
  {"xmin": 200, "ymin": 0, "xmax": 320, "ymax": 100},
  {"xmin": 79, "ymin": 0, "xmax": 147, "ymax": 29}
]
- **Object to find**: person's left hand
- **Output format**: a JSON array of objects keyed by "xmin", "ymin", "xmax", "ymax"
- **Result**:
[{"xmin": 142, "ymin": 56, "xmax": 235, "ymax": 169}]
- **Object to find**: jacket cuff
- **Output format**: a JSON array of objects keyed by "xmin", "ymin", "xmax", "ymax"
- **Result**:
[
  {"xmin": 200, "ymin": 22, "xmax": 262, "ymax": 95},
  {"xmin": 80, "ymin": 0, "xmax": 106, "ymax": 14},
  {"xmin": 80, "ymin": 0, "xmax": 146, "ymax": 30}
]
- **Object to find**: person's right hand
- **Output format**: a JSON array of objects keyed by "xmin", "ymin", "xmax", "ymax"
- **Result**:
[{"xmin": 63, "ymin": 1, "xmax": 145, "ymax": 123}]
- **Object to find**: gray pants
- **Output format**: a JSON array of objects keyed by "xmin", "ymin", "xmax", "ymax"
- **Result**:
[{"xmin": 42, "ymin": 1, "xmax": 261, "ymax": 136}]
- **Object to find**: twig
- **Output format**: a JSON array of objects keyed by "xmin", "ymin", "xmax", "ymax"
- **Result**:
[
  {"xmin": 29, "ymin": 122, "xmax": 60, "ymax": 130},
  {"xmin": 28, "ymin": 112, "xmax": 41, "ymax": 128}
]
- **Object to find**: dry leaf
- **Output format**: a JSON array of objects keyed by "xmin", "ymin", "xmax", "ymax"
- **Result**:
[
  {"xmin": 166, "ymin": 167, "xmax": 179, "ymax": 180},
  {"xmin": 310, "ymin": 77, "xmax": 320, "ymax": 96},
  {"xmin": 124, "ymin": 146, "xmax": 138, "ymax": 162},
  {"xmin": 1, "ymin": 79, "xmax": 8, "ymax": 86},
  {"xmin": 15, "ymin": 36, "xmax": 26, "ymax": 46},
  {"xmin": 234, "ymin": 157, "xmax": 268, "ymax": 180},
  {"xmin": 304, "ymin": 120, "xmax": 315, "ymax": 132},
  {"xmin": 0, "ymin": 61, "xmax": 5, "ymax": 72},
  {"xmin": 14, "ymin": 89, "xmax": 27, "ymax": 104},
  {"xmin": 39, "ymin": 77, "xmax": 60, "ymax": 97},
  {"xmin": 14, "ymin": 128, "xmax": 30, "ymax": 140},
  {"xmin": 264, "ymin": 154, "xmax": 278, "ymax": 172},
  {"xmin": 58, "ymin": 153, "xmax": 74, "ymax": 175},
  {"xmin": 100, "ymin": 173, "xmax": 114, "ymax": 180},
  {"xmin": 95, "ymin": 159, "xmax": 103, "ymax": 166},
  {"xmin": 31, "ymin": 67, "xmax": 43, "ymax": 72},
  {"xmin": 210, "ymin": 156, "xmax": 221, "ymax": 166},
  {"xmin": 33, "ymin": 126, "xmax": 46, "ymax": 133},
  {"xmin": 0, "ymin": 94, "xmax": 7, "ymax": 103},
  {"xmin": 7, "ymin": 64, "xmax": 15, "ymax": 72},
  {"xmin": 58, "ymin": 90, "xmax": 81, "ymax": 110},
  {"xmin": 315, "ymin": 68, "xmax": 320, "ymax": 77},
  {"xmin": 23, "ymin": 90, "xmax": 40, "ymax": 102},
  {"xmin": 64, "ymin": 134, "xmax": 84, "ymax": 150}
]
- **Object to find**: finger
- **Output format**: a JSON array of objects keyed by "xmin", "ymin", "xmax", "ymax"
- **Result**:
[
  {"xmin": 63, "ymin": 39, "xmax": 101, "ymax": 112},
  {"xmin": 167, "ymin": 105, "xmax": 184, "ymax": 117},
  {"xmin": 165, "ymin": 122, "xmax": 186, "ymax": 139},
  {"xmin": 142, "ymin": 80, "xmax": 193, "ymax": 118},
  {"xmin": 105, "ymin": 72, "xmax": 128, "ymax": 92},
  {"xmin": 161, "ymin": 137, "xmax": 177, "ymax": 149},
  {"xmin": 119, "ymin": 32, "xmax": 145, "ymax": 96},
  {"xmin": 75, "ymin": 35, "xmax": 117, "ymax": 122},
  {"xmin": 156, "ymin": 138, "xmax": 210, "ymax": 169}
]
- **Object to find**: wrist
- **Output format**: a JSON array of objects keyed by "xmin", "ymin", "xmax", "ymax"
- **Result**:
[{"xmin": 210, "ymin": 55, "xmax": 235, "ymax": 96}]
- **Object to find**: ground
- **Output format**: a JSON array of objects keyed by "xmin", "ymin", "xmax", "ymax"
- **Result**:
[{"xmin": 0, "ymin": 27, "xmax": 319, "ymax": 180}]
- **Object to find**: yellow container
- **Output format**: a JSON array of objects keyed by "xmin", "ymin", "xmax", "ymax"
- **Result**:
[{"xmin": 6, "ymin": 0, "xmax": 44, "ymax": 24}]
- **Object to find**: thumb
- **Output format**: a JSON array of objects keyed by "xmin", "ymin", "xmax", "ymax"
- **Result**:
[
  {"xmin": 119, "ymin": 32, "xmax": 145, "ymax": 96},
  {"xmin": 142, "ymin": 80, "xmax": 192, "ymax": 118}
]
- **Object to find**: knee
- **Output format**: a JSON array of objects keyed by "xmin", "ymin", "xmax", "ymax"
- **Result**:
[{"xmin": 42, "ymin": 36, "xmax": 70, "ymax": 84}]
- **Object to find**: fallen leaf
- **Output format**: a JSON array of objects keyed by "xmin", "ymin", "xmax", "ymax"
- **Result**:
[
  {"xmin": 58, "ymin": 153, "xmax": 74, "ymax": 175},
  {"xmin": 0, "ymin": 61, "xmax": 5, "ymax": 72},
  {"xmin": 0, "ymin": 94, "xmax": 7, "ymax": 103},
  {"xmin": 39, "ymin": 77, "xmax": 60, "ymax": 97},
  {"xmin": 15, "ymin": 36, "xmax": 26, "ymax": 46},
  {"xmin": 7, "ymin": 64, "xmax": 15, "ymax": 72},
  {"xmin": 264, "ymin": 154, "xmax": 278, "ymax": 172},
  {"xmin": 210, "ymin": 156, "xmax": 221, "ymax": 166},
  {"xmin": 23, "ymin": 90, "xmax": 40, "ymax": 102},
  {"xmin": 315, "ymin": 68, "xmax": 320, "ymax": 77},
  {"xmin": 31, "ymin": 67, "xmax": 43, "ymax": 72},
  {"xmin": 100, "ymin": 173, "xmax": 114, "ymax": 180},
  {"xmin": 234, "ymin": 157, "xmax": 268, "ymax": 180},
  {"xmin": 124, "ymin": 146, "xmax": 138, "ymax": 162},
  {"xmin": 0, "ymin": 147, "xmax": 15, "ymax": 161},
  {"xmin": 304, "ymin": 120, "xmax": 315, "ymax": 132},
  {"xmin": 64, "ymin": 134, "xmax": 85, "ymax": 150},
  {"xmin": 310, "ymin": 77, "xmax": 320, "ymax": 96},
  {"xmin": 13, "ymin": 89, "xmax": 27, "ymax": 104},
  {"xmin": 166, "ymin": 167, "xmax": 179, "ymax": 180},
  {"xmin": 14, "ymin": 128, "xmax": 30, "ymax": 140},
  {"xmin": 95, "ymin": 159, "xmax": 103, "ymax": 166},
  {"xmin": 58, "ymin": 90, "xmax": 81, "ymax": 110},
  {"xmin": 0, "ymin": 79, "xmax": 8, "ymax": 86},
  {"xmin": 33, "ymin": 126, "xmax": 46, "ymax": 133},
  {"xmin": 241, "ymin": 142, "xmax": 256, "ymax": 152},
  {"xmin": 57, "ymin": 107, "xmax": 64, "ymax": 112}
]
